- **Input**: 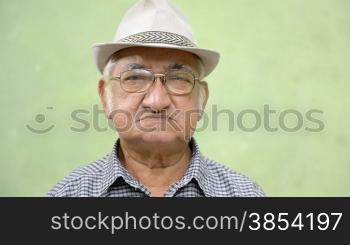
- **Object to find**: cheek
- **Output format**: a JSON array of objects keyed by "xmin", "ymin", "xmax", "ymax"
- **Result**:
[
  {"xmin": 104, "ymin": 87, "xmax": 143, "ymax": 129},
  {"xmin": 173, "ymin": 96, "xmax": 202, "ymax": 130},
  {"xmin": 105, "ymin": 85, "xmax": 140, "ymax": 111}
]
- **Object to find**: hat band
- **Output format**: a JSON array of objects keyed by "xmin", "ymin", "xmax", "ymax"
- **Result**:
[{"xmin": 118, "ymin": 31, "xmax": 197, "ymax": 48}]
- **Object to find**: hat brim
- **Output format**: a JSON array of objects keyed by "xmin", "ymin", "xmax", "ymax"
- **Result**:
[{"xmin": 92, "ymin": 42, "xmax": 220, "ymax": 79}]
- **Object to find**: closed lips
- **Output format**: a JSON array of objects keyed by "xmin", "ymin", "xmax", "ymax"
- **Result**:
[{"xmin": 139, "ymin": 114, "xmax": 172, "ymax": 121}]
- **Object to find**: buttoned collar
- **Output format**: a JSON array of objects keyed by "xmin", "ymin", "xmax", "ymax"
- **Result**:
[{"xmin": 98, "ymin": 138, "xmax": 214, "ymax": 197}]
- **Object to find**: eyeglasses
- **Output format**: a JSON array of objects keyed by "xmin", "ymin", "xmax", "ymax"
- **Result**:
[{"xmin": 109, "ymin": 69, "xmax": 199, "ymax": 95}]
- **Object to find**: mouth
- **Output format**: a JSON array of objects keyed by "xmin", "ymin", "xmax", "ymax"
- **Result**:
[
  {"xmin": 139, "ymin": 114, "xmax": 172, "ymax": 122},
  {"xmin": 135, "ymin": 112, "xmax": 182, "ymax": 131}
]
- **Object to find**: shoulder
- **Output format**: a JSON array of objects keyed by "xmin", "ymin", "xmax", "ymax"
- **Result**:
[
  {"xmin": 46, "ymin": 154, "xmax": 110, "ymax": 197},
  {"xmin": 204, "ymin": 157, "xmax": 266, "ymax": 197}
]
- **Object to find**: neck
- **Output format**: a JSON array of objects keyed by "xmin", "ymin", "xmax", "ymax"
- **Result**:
[{"xmin": 118, "ymin": 138, "xmax": 192, "ymax": 196}]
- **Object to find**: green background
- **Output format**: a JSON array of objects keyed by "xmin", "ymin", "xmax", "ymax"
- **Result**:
[{"xmin": 1, "ymin": 0, "xmax": 349, "ymax": 196}]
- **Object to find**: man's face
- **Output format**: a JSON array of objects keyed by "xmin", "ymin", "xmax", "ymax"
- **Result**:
[{"xmin": 98, "ymin": 47, "xmax": 208, "ymax": 145}]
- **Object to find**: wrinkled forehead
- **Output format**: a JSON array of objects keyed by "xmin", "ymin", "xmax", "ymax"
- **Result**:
[{"xmin": 112, "ymin": 47, "xmax": 201, "ymax": 74}]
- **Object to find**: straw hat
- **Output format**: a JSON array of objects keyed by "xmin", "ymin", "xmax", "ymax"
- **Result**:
[{"xmin": 92, "ymin": 0, "xmax": 220, "ymax": 78}]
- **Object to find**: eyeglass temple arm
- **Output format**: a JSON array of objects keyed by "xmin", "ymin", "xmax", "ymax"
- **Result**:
[{"xmin": 109, "ymin": 76, "xmax": 121, "ymax": 81}]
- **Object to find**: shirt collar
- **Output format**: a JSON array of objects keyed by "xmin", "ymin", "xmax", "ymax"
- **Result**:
[{"xmin": 99, "ymin": 138, "xmax": 214, "ymax": 197}]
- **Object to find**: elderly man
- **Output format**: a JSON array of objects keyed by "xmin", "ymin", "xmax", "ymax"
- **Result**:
[{"xmin": 47, "ymin": 0, "xmax": 265, "ymax": 197}]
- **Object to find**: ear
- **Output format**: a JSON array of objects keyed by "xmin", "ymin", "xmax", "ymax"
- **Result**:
[
  {"xmin": 197, "ymin": 81, "xmax": 209, "ymax": 121},
  {"xmin": 201, "ymin": 81, "xmax": 209, "ymax": 110},
  {"xmin": 98, "ymin": 79, "xmax": 111, "ymax": 119}
]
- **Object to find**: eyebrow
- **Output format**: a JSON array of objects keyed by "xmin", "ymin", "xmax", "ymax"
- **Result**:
[
  {"xmin": 126, "ymin": 63, "xmax": 195, "ymax": 73},
  {"xmin": 126, "ymin": 63, "xmax": 146, "ymax": 69},
  {"xmin": 167, "ymin": 63, "xmax": 185, "ymax": 70},
  {"xmin": 127, "ymin": 63, "xmax": 192, "ymax": 70}
]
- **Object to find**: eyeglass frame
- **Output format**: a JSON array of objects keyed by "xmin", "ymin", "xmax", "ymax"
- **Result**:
[{"xmin": 109, "ymin": 68, "xmax": 200, "ymax": 95}]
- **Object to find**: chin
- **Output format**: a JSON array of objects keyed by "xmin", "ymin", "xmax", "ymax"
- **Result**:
[{"xmin": 138, "ymin": 130, "xmax": 185, "ymax": 144}]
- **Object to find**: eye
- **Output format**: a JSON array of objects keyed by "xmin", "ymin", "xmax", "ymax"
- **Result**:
[
  {"xmin": 125, "ymin": 75, "xmax": 143, "ymax": 80},
  {"xmin": 168, "ymin": 73, "xmax": 193, "ymax": 83},
  {"xmin": 122, "ymin": 69, "xmax": 152, "ymax": 82},
  {"xmin": 177, "ymin": 77, "xmax": 191, "ymax": 83}
]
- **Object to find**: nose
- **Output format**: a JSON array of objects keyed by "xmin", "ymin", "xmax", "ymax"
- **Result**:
[{"xmin": 141, "ymin": 76, "xmax": 171, "ymax": 112}]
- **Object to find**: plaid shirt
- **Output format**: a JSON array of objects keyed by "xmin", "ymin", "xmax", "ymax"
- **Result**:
[{"xmin": 47, "ymin": 138, "xmax": 265, "ymax": 197}]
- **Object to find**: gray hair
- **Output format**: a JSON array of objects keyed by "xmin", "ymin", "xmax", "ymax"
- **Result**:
[{"xmin": 102, "ymin": 52, "xmax": 208, "ymax": 110}]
